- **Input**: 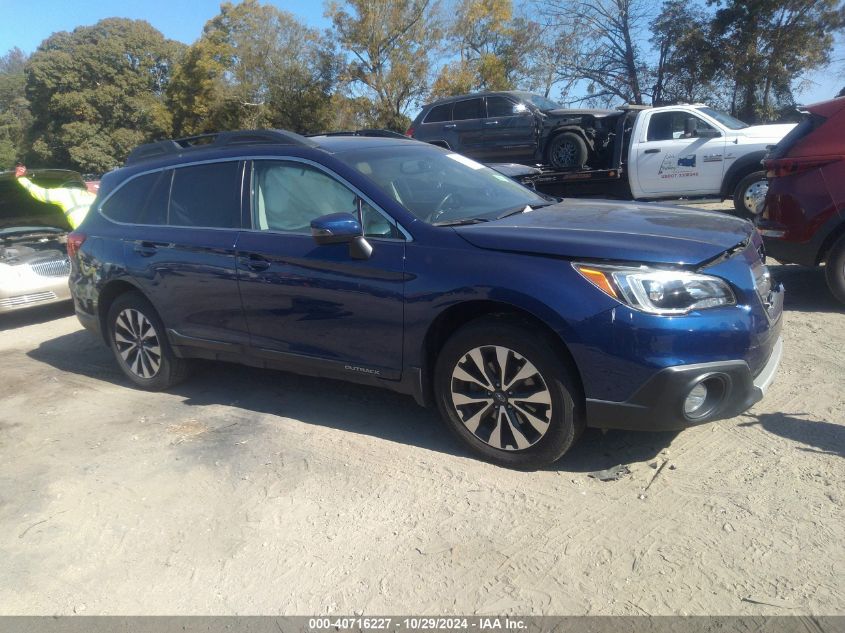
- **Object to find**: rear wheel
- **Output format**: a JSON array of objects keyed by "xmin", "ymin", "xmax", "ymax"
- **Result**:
[
  {"xmin": 733, "ymin": 170, "xmax": 768, "ymax": 220},
  {"xmin": 547, "ymin": 132, "xmax": 588, "ymax": 170},
  {"xmin": 107, "ymin": 292, "xmax": 192, "ymax": 390},
  {"xmin": 434, "ymin": 317, "xmax": 583, "ymax": 469},
  {"xmin": 824, "ymin": 233, "xmax": 845, "ymax": 304}
]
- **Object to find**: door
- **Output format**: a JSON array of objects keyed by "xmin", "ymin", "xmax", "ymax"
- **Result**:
[
  {"xmin": 480, "ymin": 95, "xmax": 537, "ymax": 161},
  {"xmin": 236, "ymin": 159, "xmax": 406, "ymax": 378},
  {"xmin": 442, "ymin": 97, "xmax": 485, "ymax": 157},
  {"xmin": 634, "ymin": 110, "xmax": 727, "ymax": 196},
  {"xmin": 114, "ymin": 162, "xmax": 249, "ymax": 345}
]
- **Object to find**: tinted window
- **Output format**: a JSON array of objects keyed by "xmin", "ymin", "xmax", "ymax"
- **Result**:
[
  {"xmin": 101, "ymin": 170, "xmax": 170, "ymax": 225},
  {"xmin": 647, "ymin": 111, "xmax": 717, "ymax": 141},
  {"xmin": 424, "ymin": 103, "xmax": 452, "ymax": 123},
  {"xmin": 169, "ymin": 162, "xmax": 241, "ymax": 228},
  {"xmin": 452, "ymin": 98, "xmax": 483, "ymax": 121},
  {"xmin": 253, "ymin": 161, "xmax": 400, "ymax": 239},
  {"xmin": 486, "ymin": 96, "xmax": 518, "ymax": 117}
]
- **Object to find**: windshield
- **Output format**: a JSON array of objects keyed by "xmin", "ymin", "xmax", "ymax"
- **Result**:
[
  {"xmin": 697, "ymin": 107, "xmax": 748, "ymax": 130},
  {"xmin": 334, "ymin": 144, "xmax": 550, "ymax": 225},
  {"xmin": 520, "ymin": 93, "xmax": 563, "ymax": 111}
]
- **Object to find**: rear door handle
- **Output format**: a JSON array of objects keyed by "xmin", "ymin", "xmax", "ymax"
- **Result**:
[
  {"xmin": 443, "ymin": 124, "xmax": 457, "ymax": 129},
  {"xmin": 644, "ymin": 148, "xmax": 661, "ymax": 154},
  {"xmin": 484, "ymin": 120, "xmax": 500, "ymax": 126},
  {"xmin": 240, "ymin": 254, "xmax": 270, "ymax": 272},
  {"xmin": 133, "ymin": 241, "xmax": 162, "ymax": 257}
]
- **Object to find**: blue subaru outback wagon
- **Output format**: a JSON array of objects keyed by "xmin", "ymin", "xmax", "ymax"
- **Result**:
[{"xmin": 68, "ymin": 130, "xmax": 784, "ymax": 468}]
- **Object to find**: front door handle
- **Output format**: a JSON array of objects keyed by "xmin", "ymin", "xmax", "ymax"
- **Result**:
[
  {"xmin": 443, "ymin": 123, "xmax": 457, "ymax": 129},
  {"xmin": 644, "ymin": 148, "xmax": 661, "ymax": 154},
  {"xmin": 484, "ymin": 120, "xmax": 500, "ymax": 126},
  {"xmin": 241, "ymin": 254, "xmax": 270, "ymax": 272}
]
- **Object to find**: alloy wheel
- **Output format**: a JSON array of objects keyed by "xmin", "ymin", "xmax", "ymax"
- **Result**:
[
  {"xmin": 113, "ymin": 308, "xmax": 162, "ymax": 379},
  {"xmin": 450, "ymin": 345, "xmax": 553, "ymax": 451},
  {"xmin": 553, "ymin": 141, "xmax": 578, "ymax": 168}
]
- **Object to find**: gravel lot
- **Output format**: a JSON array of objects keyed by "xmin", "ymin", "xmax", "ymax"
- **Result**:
[{"xmin": 1, "ymin": 203, "xmax": 843, "ymax": 616}]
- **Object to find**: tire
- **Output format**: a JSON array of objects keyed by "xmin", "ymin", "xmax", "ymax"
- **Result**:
[
  {"xmin": 107, "ymin": 291, "xmax": 192, "ymax": 390},
  {"xmin": 433, "ymin": 316, "xmax": 584, "ymax": 469},
  {"xmin": 733, "ymin": 170, "xmax": 768, "ymax": 220},
  {"xmin": 546, "ymin": 132, "xmax": 588, "ymax": 170},
  {"xmin": 824, "ymin": 233, "xmax": 845, "ymax": 304}
]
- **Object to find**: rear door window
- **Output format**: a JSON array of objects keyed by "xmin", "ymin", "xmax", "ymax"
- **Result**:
[
  {"xmin": 168, "ymin": 162, "xmax": 242, "ymax": 228},
  {"xmin": 424, "ymin": 103, "xmax": 453, "ymax": 123},
  {"xmin": 452, "ymin": 98, "xmax": 483, "ymax": 121},
  {"xmin": 100, "ymin": 170, "xmax": 170, "ymax": 225}
]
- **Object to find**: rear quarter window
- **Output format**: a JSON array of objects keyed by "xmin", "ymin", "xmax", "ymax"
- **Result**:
[{"xmin": 100, "ymin": 170, "xmax": 170, "ymax": 225}]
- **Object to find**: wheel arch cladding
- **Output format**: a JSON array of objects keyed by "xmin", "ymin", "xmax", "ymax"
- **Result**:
[
  {"xmin": 420, "ymin": 300, "xmax": 585, "ymax": 408},
  {"xmin": 97, "ymin": 279, "xmax": 148, "ymax": 344}
]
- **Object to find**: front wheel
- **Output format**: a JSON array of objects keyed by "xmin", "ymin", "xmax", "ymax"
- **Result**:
[
  {"xmin": 434, "ymin": 317, "xmax": 583, "ymax": 469},
  {"xmin": 546, "ymin": 132, "xmax": 588, "ymax": 170},
  {"xmin": 824, "ymin": 233, "xmax": 845, "ymax": 304},
  {"xmin": 733, "ymin": 170, "xmax": 768, "ymax": 220},
  {"xmin": 107, "ymin": 291, "xmax": 192, "ymax": 390}
]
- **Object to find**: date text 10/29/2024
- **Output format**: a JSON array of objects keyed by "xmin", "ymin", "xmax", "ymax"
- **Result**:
[{"xmin": 308, "ymin": 617, "xmax": 527, "ymax": 631}]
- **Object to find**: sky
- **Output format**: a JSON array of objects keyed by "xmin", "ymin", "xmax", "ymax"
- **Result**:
[{"xmin": 0, "ymin": 0, "xmax": 842, "ymax": 107}]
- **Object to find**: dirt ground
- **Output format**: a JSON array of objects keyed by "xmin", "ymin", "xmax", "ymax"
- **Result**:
[{"xmin": 0, "ymin": 202, "xmax": 843, "ymax": 616}]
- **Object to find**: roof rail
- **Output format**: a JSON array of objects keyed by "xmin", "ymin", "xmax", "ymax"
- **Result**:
[{"xmin": 126, "ymin": 129, "xmax": 318, "ymax": 165}]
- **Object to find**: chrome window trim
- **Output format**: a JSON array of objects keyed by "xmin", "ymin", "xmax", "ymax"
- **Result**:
[{"xmin": 96, "ymin": 155, "xmax": 413, "ymax": 241}]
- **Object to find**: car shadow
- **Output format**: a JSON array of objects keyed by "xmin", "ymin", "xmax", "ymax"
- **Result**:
[
  {"xmin": 26, "ymin": 329, "xmax": 674, "ymax": 472},
  {"xmin": 0, "ymin": 300, "xmax": 73, "ymax": 331},
  {"xmin": 770, "ymin": 263, "xmax": 842, "ymax": 313},
  {"xmin": 739, "ymin": 412, "xmax": 844, "ymax": 458}
]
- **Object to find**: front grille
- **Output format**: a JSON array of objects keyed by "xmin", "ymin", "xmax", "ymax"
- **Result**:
[
  {"xmin": 29, "ymin": 258, "xmax": 71, "ymax": 277},
  {"xmin": 0, "ymin": 291, "xmax": 57, "ymax": 309}
]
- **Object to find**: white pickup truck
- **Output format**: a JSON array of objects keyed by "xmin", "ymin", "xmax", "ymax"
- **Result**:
[
  {"xmin": 504, "ymin": 103, "xmax": 794, "ymax": 218},
  {"xmin": 410, "ymin": 93, "xmax": 795, "ymax": 218}
]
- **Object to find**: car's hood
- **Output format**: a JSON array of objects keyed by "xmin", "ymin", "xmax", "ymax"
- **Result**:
[
  {"xmin": 453, "ymin": 199, "xmax": 754, "ymax": 266},
  {"xmin": 738, "ymin": 123, "xmax": 796, "ymax": 140}
]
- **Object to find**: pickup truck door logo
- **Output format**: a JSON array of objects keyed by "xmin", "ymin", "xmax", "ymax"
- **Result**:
[
  {"xmin": 658, "ymin": 153, "xmax": 699, "ymax": 178},
  {"xmin": 703, "ymin": 153, "xmax": 723, "ymax": 162}
]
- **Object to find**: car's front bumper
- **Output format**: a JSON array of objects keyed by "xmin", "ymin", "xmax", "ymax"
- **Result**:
[
  {"xmin": 585, "ymin": 336, "xmax": 784, "ymax": 432},
  {"xmin": 0, "ymin": 276, "xmax": 72, "ymax": 313}
]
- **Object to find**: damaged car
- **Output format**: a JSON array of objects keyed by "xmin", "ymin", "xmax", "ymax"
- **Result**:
[{"xmin": 0, "ymin": 169, "xmax": 80, "ymax": 312}]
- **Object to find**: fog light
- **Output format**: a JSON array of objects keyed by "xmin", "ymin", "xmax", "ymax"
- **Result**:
[{"xmin": 684, "ymin": 382, "xmax": 709, "ymax": 417}]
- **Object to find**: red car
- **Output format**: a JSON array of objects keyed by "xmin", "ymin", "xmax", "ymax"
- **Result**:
[{"xmin": 757, "ymin": 96, "xmax": 845, "ymax": 302}]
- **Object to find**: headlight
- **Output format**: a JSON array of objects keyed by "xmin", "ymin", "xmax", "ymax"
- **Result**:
[{"xmin": 573, "ymin": 263, "xmax": 735, "ymax": 315}]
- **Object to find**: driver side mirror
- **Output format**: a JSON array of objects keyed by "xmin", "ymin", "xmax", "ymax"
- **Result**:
[{"xmin": 310, "ymin": 212, "xmax": 372, "ymax": 260}]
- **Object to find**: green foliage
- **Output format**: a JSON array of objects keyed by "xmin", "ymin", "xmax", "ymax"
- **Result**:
[
  {"xmin": 0, "ymin": 47, "xmax": 30, "ymax": 170},
  {"xmin": 709, "ymin": 0, "xmax": 845, "ymax": 121},
  {"xmin": 23, "ymin": 19, "xmax": 183, "ymax": 172},
  {"xmin": 432, "ymin": 0, "xmax": 542, "ymax": 98},
  {"xmin": 167, "ymin": 0, "xmax": 338, "ymax": 136},
  {"xmin": 327, "ymin": 0, "xmax": 440, "ymax": 130}
]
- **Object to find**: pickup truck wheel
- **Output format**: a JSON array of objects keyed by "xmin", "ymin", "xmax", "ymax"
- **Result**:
[
  {"xmin": 824, "ymin": 234, "xmax": 845, "ymax": 304},
  {"xmin": 107, "ymin": 292, "xmax": 192, "ymax": 390},
  {"xmin": 547, "ymin": 132, "xmax": 588, "ymax": 170},
  {"xmin": 434, "ymin": 317, "xmax": 583, "ymax": 470},
  {"xmin": 733, "ymin": 170, "xmax": 768, "ymax": 220}
]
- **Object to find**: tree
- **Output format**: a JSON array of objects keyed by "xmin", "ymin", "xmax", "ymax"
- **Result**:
[
  {"xmin": 0, "ymin": 48, "xmax": 30, "ymax": 170},
  {"xmin": 24, "ymin": 19, "xmax": 182, "ymax": 172},
  {"xmin": 651, "ymin": 0, "xmax": 723, "ymax": 106},
  {"xmin": 327, "ymin": 0, "xmax": 441, "ymax": 130},
  {"xmin": 541, "ymin": 0, "xmax": 654, "ymax": 105},
  {"xmin": 710, "ymin": 0, "xmax": 845, "ymax": 121},
  {"xmin": 167, "ymin": 0, "xmax": 338, "ymax": 136},
  {"xmin": 431, "ymin": 0, "xmax": 542, "ymax": 97}
]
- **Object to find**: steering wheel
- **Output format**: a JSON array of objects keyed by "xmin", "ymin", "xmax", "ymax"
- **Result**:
[{"xmin": 428, "ymin": 192, "xmax": 461, "ymax": 223}]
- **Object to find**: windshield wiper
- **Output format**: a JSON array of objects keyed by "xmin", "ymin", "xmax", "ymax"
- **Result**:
[
  {"xmin": 496, "ymin": 202, "xmax": 555, "ymax": 220},
  {"xmin": 433, "ymin": 217, "xmax": 491, "ymax": 227}
]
